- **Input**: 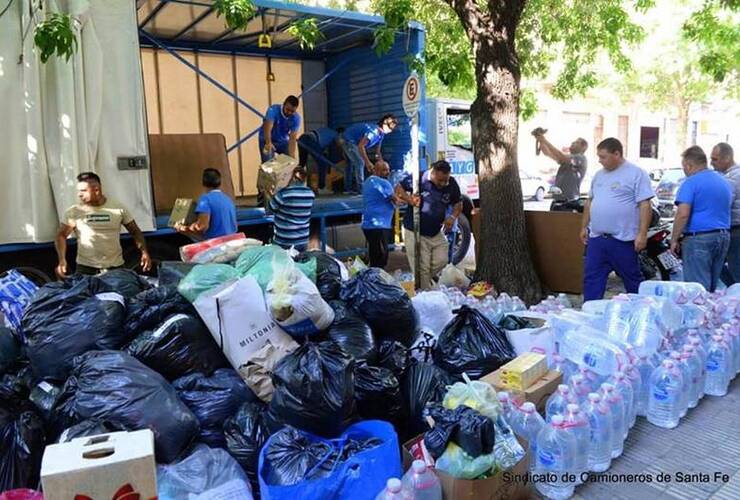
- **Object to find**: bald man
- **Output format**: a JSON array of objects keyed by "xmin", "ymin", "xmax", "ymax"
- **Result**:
[{"xmin": 361, "ymin": 160, "xmax": 398, "ymax": 268}]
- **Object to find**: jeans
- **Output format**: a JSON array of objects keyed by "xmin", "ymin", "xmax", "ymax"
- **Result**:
[
  {"xmin": 720, "ymin": 228, "xmax": 740, "ymax": 286},
  {"xmin": 363, "ymin": 228, "xmax": 391, "ymax": 268},
  {"xmin": 682, "ymin": 231, "xmax": 730, "ymax": 292},
  {"xmin": 583, "ymin": 236, "xmax": 642, "ymax": 301},
  {"xmin": 404, "ymin": 228, "xmax": 449, "ymax": 290},
  {"xmin": 341, "ymin": 141, "xmax": 365, "ymax": 192},
  {"xmin": 298, "ymin": 133, "xmax": 333, "ymax": 189}
]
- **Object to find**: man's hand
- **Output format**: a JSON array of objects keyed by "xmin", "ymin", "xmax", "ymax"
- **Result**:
[
  {"xmin": 263, "ymin": 141, "xmax": 275, "ymax": 154},
  {"xmin": 580, "ymin": 227, "xmax": 589, "ymax": 246},
  {"xmin": 531, "ymin": 127, "xmax": 547, "ymax": 137},
  {"xmin": 443, "ymin": 216, "xmax": 456, "ymax": 232},
  {"xmin": 670, "ymin": 239, "xmax": 681, "ymax": 256},
  {"xmin": 55, "ymin": 260, "xmax": 68, "ymax": 280},
  {"xmin": 173, "ymin": 222, "xmax": 186, "ymax": 233},
  {"xmin": 410, "ymin": 194, "xmax": 421, "ymax": 208},
  {"xmin": 634, "ymin": 233, "xmax": 648, "ymax": 252},
  {"xmin": 140, "ymin": 251, "xmax": 152, "ymax": 273}
]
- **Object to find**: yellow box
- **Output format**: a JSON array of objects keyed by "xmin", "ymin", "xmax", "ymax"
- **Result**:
[{"xmin": 499, "ymin": 352, "xmax": 548, "ymax": 390}]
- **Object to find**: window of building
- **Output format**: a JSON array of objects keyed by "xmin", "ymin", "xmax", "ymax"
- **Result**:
[{"xmin": 639, "ymin": 126, "xmax": 659, "ymax": 159}]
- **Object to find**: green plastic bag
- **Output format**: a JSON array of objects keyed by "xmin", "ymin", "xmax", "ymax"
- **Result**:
[
  {"xmin": 177, "ymin": 264, "xmax": 240, "ymax": 302},
  {"xmin": 234, "ymin": 245, "xmax": 316, "ymax": 290}
]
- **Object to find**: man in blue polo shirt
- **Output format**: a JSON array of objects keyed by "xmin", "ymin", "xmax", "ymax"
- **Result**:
[
  {"xmin": 342, "ymin": 114, "xmax": 398, "ymax": 194},
  {"xmin": 175, "ymin": 168, "xmax": 237, "ymax": 240},
  {"xmin": 259, "ymin": 95, "xmax": 301, "ymax": 162},
  {"xmin": 396, "ymin": 160, "xmax": 462, "ymax": 290},
  {"xmin": 362, "ymin": 160, "xmax": 397, "ymax": 268},
  {"xmin": 671, "ymin": 146, "xmax": 732, "ymax": 292}
]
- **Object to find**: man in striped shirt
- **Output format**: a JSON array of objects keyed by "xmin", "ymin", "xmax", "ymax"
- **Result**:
[{"xmin": 268, "ymin": 166, "xmax": 315, "ymax": 251}]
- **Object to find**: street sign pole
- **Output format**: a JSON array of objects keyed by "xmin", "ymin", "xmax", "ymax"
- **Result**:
[{"xmin": 403, "ymin": 73, "xmax": 422, "ymax": 290}]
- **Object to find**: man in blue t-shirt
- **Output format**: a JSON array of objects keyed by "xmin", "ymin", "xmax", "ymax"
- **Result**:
[
  {"xmin": 259, "ymin": 95, "xmax": 301, "ymax": 163},
  {"xmin": 298, "ymin": 126, "xmax": 344, "ymax": 195},
  {"xmin": 362, "ymin": 160, "xmax": 398, "ymax": 268},
  {"xmin": 395, "ymin": 160, "xmax": 462, "ymax": 290},
  {"xmin": 175, "ymin": 168, "xmax": 237, "ymax": 240},
  {"xmin": 671, "ymin": 146, "xmax": 732, "ymax": 292},
  {"xmin": 341, "ymin": 114, "xmax": 398, "ymax": 194}
]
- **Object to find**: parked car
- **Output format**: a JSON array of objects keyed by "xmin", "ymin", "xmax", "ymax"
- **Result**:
[
  {"xmin": 655, "ymin": 168, "xmax": 685, "ymax": 219},
  {"xmin": 520, "ymin": 171, "xmax": 549, "ymax": 201}
]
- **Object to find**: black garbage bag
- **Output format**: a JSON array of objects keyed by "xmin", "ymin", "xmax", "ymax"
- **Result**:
[
  {"xmin": 0, "ymin": 326, "xmax": 21, "ymax": 374},
  {"xmin": 0, "ymin": 404, "xmax": 46, "ymax": 492},
  {"xmin": 268, "ymin": 341, "xmax": 355, "ymax": 437},
  {"xmin": 125, "ymin": 314, "xmax": 229, "ymax": 381},
  {"xmin": 57, "ymin": 419, "xmax": 123, "ymax": 443},
  {"xmin": 124, "ymin": 285, "xmax": 195, "ymax": 338},
  {"xmin": 340, "ymin": 268, "xmax": 419, "ymax": 346},
  {"xmin": 22, "ymin": 282, "xmax": 127, "ymax": 381},
  {"xmin": 51, "ymin": 350, "xmax": 199, "ymax": 463},
  {"xmin": 327, "ymin": 300, "xmax": 376, "ymax": 363},
  {"xmin": 158, "ymin": 261, "xmax": 198, "ymax": 288},
  {"xmin": 25, "ymin": 275, "xmax": 110, "ymax": 306},
  {"xmin": 354, "ymin": 365, "xmax": 402, "ymax": 423},
  {"xmin": 498, "ymin": 314, "xmax": 535, "ymax": 331},
  {"xmin": 29, "ymin": 381, "xmax": 61, "ymax": 421},
  {"xmin": 0, "ymin": 371, "xmax": 31, "ymax": 407},
  {"xmin": 400, "ymin": 361, "xmax": 453, "ymax": 438},
  {"xmin": 224, "ymin": 400, "xmax": 279, "ymax": 489},
  {"xmin": 375, "ymin": 340, "xmax": 409, "ymax": 378},
  {"xmin": 96, "ymin": 268, "xmax": 150, "ymax": 299},
  {"xmin": 173, "ymin": 369, "xmax": 257, "ymax": 448},
  {"xmin": 263, "ymin": 426, "xmax": 334, "ymax": 486},
  {"xmin": 295, "ymin": 251, "xmax": 344, "ymax": 301},
  {"xmin": 433, "ymin": 306, "xmax": 516, "ymax": 380},
  {"xmin": 422, "ymin": 404, "xmax": 496, "ymax": 459}
]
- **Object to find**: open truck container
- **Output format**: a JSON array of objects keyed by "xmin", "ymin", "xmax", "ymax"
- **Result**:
[{"xmin": 0, "ymin": 0, "xmax": 427, "ymax": 280}]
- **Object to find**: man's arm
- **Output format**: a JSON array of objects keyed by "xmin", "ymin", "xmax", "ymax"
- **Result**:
[
  {"xmin": 123, "ymin": 221, "xmax": 152, "ymax": 272},
  {"xmin": 375, "ymin": 143, "xmax": 382, "ymax": 161},
  {"xmin": 580, "ymin": 199, "xmax": 591, "ymax": 245},
  {"xmin": 444, "ymin": 201, "xmax": 464, "ymax": 232},
  {"xmin": 536, "ymin": 134, "xmax": 570, "ymax": 164},
  {"xmin": 670, "ymin": 203, "xmax": 691, "ymax": 255},
  {"xmin": 176, "ymin": 213, "xmax": 210, "ymax": 239},
  {"xmin": 54, "ymin": 223, "xmax": 75, "ymax": 279},
  {"xmin": 394, "ymin": 183, "xmax": 420, "ymax": 207},
  {"xmin": 358, "ymin": 137, "xmax": 374, "ymax": 170},
  {"xmin": 288, "ymin": 131, "xmax": 298, "ymax": 159},
  {"xmin": 635, "ymin": 199, "xmax": 652, "ymax": 251},
  {"xmin": 262, "ymin": 119, "xmax": 274, "ymax": 152}
]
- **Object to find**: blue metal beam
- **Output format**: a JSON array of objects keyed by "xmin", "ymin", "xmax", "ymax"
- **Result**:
[{"xmin": 139, "ymin": 30, "xmax": 266, "ymax": 120}]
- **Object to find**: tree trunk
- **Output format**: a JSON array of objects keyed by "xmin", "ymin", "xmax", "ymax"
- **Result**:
[
  {"xmin": 446, "ymin": 0, "xmax": 543, "ymax": 303},
  {"xmin": 675, "ymin": 98, "xmax": 690, "ymax": 152}
]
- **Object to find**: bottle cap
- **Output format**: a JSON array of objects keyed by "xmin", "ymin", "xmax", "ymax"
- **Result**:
[
  {"xmin": 387, "ymin": 478, "xmax": 402, "ymax": 493},
  {"xmin": 614, "ymin": 372, "xmax": 626, "ymax": 380},
  {"xmin": 601, "ymin": 383, "xmax": 614, "ymax": 392},
  {"xmin": 588, "ymin": 392, "xmax": 601, "ymax": 402},
  {"xmin": 497, "ymin": 392, "xmax": 510, "ymax": 402},
  {"xmin": 557, "ymin": 384, "xmax": 570, "ymax": 393},
  {"xmin": 670, "ymin": 351, "xmax": 681, "ymax": 360},
  {"xmin": 412, "ymin": 460, "xmax": 426, "ymax": 474},
  {"xmin": 662, "ymin": 359, "xmax": 674, "ymax": 368},
  {"xmin": 566, "ymin": 403, "xmax": 580, "ymax": 413},
  {"xmin": 521, "ymin": 402, "xmax": 536, "ymax": 413}
]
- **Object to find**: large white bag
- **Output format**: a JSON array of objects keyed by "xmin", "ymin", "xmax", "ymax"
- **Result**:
[
  {"xmin": 412, "ymin": 291, "xmax": 454, "ymax": 336},
  {"xmin": 193, "ymin": 276, "xmax": 296, "ymax": 374},
  {"xmin": 505, "ymin": 326, "xmax": 555, "ymax": 358},
  {"xmin": 438, "ymin": 264, "xmax": 470, "ymax": 289},
  {"xmin": 266, "ymin": 266, "xmax": 335, "ymax": 338}
]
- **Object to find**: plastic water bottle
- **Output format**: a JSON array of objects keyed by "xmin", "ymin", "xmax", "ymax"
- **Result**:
[
  {"xmin": 497, "ymin": 391, "xmax": 514, "ymax": 422},
  {"xmin": 557, "ymin": 293, "xmax": 573, "ymax": 309},
  {"xmin": 568, "ymin": 374, "xmax": 592, "ymax": 402},
  {"xmin": 511, "ymin": 402, "xmax": 545, "ymax": 473},
  {"xmin": 647, "ymin": 360, "xmax": 683, "ymax": 429},
  {"xmin": 497, "ymin": 293, "xmax": 513, "ymax": 313},
  {"xmin": 626, "ymin": 299, "xmax": 664, "ymax": 357},
  {"xmin": 546, "ymin": 384, "xmax": 576, "ymax": 421},
  {"xmin": 608, "ymin": 372, "xmax": 635, "ymax": 431},
  {"xmin": 604, "ymin": 294, "xmax": 632, "ymax": 334},
  {"xmin": 599, "ymin": 383, "xmax": 625, "ymax": 458},
  {"xmin": 551, "ymin": 353, "xmax": 577, "ymax": 382},
  {"xmin": 401, "ymin": 460, "xmax": 442, "ymax": 500},
  {"xmin": 534, "ymin": 415, "xmax": 577, "ymax": 500},
  {"xmin": 639, "ymin": 280, "xmax": 706, "ymax": 302},
  {"xmin": 620, "ymin": 360, "xmax": 642, "ymax": 420},
  {"xmin": 633, "ymin": 356, "xmax": 654, "ymax": 416},
  {"xmin": 578, "ymin": 367, "xmax": 605, "ymax": 393},
  {"xmin": 705, "ymin": 335, "xmax": 731, "ymax": 396},
  {"xmin": 688, "ymin": 337, "xmax": 707, "ymax": 399},
  {"xmin": 669, "ymin": 351, "xmax": 691, "ymax": 416},
  {"xmin": 376, "ymin": 478, "xmax": 413, "ymax": 500},
  {"xmin": 563, "ymin": 403, "xmax": 590, "ymax": 483},
  {"xmin": 581, "ymin": 393, "xmax": 612, "ymax": 472},
  {"xmin": 727, "ymin": 283, "xmax": 740, "ymax": 297},
  {"xmin": 681, "ymin": 346, "xmax": 701, "ymax": 409},
  {"xmin": 511, "ymin": 296, "xmax": 527, "ymax": 312},
  {"xmin": 560, "ymin": 326, "xmax": 627, "ymax": 376}
]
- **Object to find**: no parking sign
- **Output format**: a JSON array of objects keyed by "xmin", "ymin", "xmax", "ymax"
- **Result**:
[{"xmin": 402, "ymin": 73, "xmax": 421, "ymax": 118}]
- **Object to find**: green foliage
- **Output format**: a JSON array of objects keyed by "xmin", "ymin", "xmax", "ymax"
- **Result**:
[
  {"xmin": 286, "ymin": 17, "xmax": 325, "ymax": 50},
  {"xmin": 519, "ymin": 88, "xmax": 539, "ymax": 121},
  {"xmin": 34, "ymin": 13, "xmax": 78, "ymax": 63},
  {"xmin": 682, "ymin": 0, "xmax": 740, "ymax": 81},
  {"xmin": 214, "ymin": 0, "xmax": 257, "ymax": 31}
]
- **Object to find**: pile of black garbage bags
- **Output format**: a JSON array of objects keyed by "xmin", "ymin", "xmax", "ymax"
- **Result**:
[{"xmin": 1, "ymin": 256, "xmax": 516, "ymax": 496}]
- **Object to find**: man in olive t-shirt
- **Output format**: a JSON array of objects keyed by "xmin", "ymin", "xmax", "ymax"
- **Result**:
[{"xmin": 54, "ymin": 172, "xmax": 151, "ymax": 278}]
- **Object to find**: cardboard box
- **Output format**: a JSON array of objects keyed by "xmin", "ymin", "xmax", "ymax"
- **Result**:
[
  {"xmin": 41, "ymin": 429, "xmax": 157, "ymax": 500},
  {"xmin": 481, "ymin": 369, "xmax": 563, "ymax": 413},
  {"xmin": 500, "ymin": 352, "xmax": 548, "ymax": 391},
  {"xmin": 167, "ymin": 197, "xmax": 196, "ymax": 227},
  {"xmin": 402, "ymin": 435, "xmax": 531, "ymax": 500}
]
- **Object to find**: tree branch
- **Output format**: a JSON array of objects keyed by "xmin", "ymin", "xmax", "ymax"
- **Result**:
[{"xmin": 444, "ymin": 0, "xmax": 488, "ymax": 42}]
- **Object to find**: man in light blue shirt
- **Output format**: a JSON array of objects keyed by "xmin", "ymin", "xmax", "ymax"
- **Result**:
[
  {"xmin": 259, "ymin": 95, "xmax": 301, "ymax": 163},
  {"xmin": 580, "ymin": 138, "xmax": 654, "ymax": 300},
  {"xmin": 711, "ymin": 142, "xmax": 740, "ymax": 284},
  {"xmin": 671, "ymin": 146, "xmax": 732, "ymax": 292},
  {"xmin": 341, "ymin": 114, "xmax": 398, "ymax": 194},
  {"xmin": 174, "ymin": 168, "xmax": 237, "ymax": 240},
  {"xmin": 362, "ymin": 160, "xmax": 397, "ymax": 268}
]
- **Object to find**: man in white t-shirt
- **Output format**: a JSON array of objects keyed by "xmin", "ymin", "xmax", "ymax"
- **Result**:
[{"xmin": 54, "ymin": 172, "xmax": 151, "ymax": 278}]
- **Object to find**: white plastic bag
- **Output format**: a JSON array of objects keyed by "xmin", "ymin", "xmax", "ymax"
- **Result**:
[
  {"xmin": 438, "ymin": 264, "xmax": 470, "ymax": 289},
  {"xmin": 412, "ymin": 291, "xmax": 454, "ymax": 335},
  {"xmin": 266, "ymin": 265, "xmax": 335, "ymax": 338},
  {"xmin": 505, "ymin": 326, "xmax": 555, "ymax": 357}
]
